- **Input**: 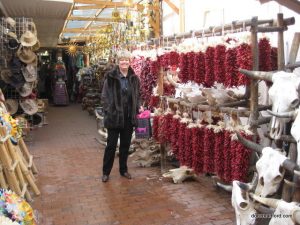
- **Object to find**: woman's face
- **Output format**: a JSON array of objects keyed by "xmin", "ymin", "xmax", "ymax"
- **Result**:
[{"xmin": 118, "ymin": 57, "xmax": 130, "ymax": 70}]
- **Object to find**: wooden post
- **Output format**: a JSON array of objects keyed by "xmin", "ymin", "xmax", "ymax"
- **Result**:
[
  {"xmin": 0, "ymin": 132, "xmax": 22, "ymax": 196},
  {"xmin": 5, "ymin": 140, "xmax": 32, "ymax": 202},
  {"xmin": 18, "ymin": 137, "xmax": 38, "ymax": 174},
  {"xmin": 179, "ymin": 0, "xmax": 185, "ymax": 33},
  {"xmin": 250, "ymin": 17, "xmax": 259, "ymax": 132},
  {"xmin": 282, "ymin": 143, "xmax": 297, "ymax": 202},
  {"xmin": 277, "ymin": 13, "xmax": 285, "ymax": 70},
  {"xmin": 7, "ymin": 141, "xmax": 40, "ymax": 196},
  {"xmin": 0, "ymin": 164, "xmax": 7, "ymax": 189},
  {"xmin": 287, "ymin": 32, "xmax": 300, "ymax": 67},
  {"xmin": 158, "ymin": 68, "xmax": 167, "ymax": 173}
]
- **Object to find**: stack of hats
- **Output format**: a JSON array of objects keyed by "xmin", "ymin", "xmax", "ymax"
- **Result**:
[{"xmin": 0, "ymin": 18, "xmax": 39, "ymax": 116}]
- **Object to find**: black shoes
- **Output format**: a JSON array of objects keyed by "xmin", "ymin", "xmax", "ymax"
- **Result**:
[
  {"xmin": 121, "ymin": 172, "xmax": 132, "ymax": 179},
  {"xmin": 102, "ymin": 172, "xmax": 132, "ymax": 182},
  {"xmin": 102, "ymin": 175, "xmax": 109, "ymax": 182}
]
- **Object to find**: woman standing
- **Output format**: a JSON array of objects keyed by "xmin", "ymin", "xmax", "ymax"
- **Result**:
[{"xmin": 101, "ymin": 50, "xmax": 143, "ymax": 182}]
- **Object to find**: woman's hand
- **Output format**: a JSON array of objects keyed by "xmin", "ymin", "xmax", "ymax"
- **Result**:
[{"xmin": 139, "ymin": 106, "xmax": 144, "ymax": 113}]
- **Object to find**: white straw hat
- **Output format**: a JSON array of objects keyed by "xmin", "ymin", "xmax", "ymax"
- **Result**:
[
  {"xmin": 5, "ymin": 99, "xmax": 18, "ymax": 115},
  {"xmin": 19, "ymin": 99, "xmax": 38, "ymax": 115},
  {"xmin": 21, "ymin": 64, "xmax": 37, "ymax": 82},
  {"xmin": 17, "ymin": 47, "xmax": 37, "ymax": 64}
]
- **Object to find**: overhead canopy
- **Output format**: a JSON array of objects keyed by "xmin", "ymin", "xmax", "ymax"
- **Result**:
[
  {"xmin": 259, "ymin": 0, "xmax": 300, "ymax": 14},
  {"xmin": 0, "ymin": 0, "xmax": 72, "ymax": 48}
]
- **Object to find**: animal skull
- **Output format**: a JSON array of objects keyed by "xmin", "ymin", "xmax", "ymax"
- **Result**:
[
  {"xmin": 268, "ymin": 72, "xmax": 300, "ymax": 139},
  {"xmin": 162, "ymin": 166, "xmax": 197, "ymax": 184},
  {"xmin": 232, "ymin": 181, "xmax": 256, "ymax": 225},
  {"xmin": 255, "ymin": 147, "xmax": 286, "ymax": 197},
  {"xmin": 252, "ymin": 194, "xmax": 300, "ymax": 225},
  {"xmin": 268, "ymin": 109, "xmax": 300, "ymax": 165},
  {"xmin": 239, "ymin": 69, "xmax": 300, "ymax": 140}
]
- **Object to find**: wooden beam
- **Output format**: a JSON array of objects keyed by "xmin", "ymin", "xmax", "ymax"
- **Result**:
[
  {"xmin": 179, "ymin": 0, "xmax": 185, "ymax": 32},
  {"xmin": 288, "ymin": 33, "xmax": 300, "ymax": 65},
  {"xmin": 275, "ymin": 0, "xmax": 300, "ymax": 14},
  {"xmin": 67, "ymin": 16, "xmax": 124, "ymax": 22},
  {"xmin": 60, "ymin": 3, "xmax": 74, "ymax": 38},
  {"xmin": 78, "ymin": 0, "xmax": 113, "ymax": 37},
  {"xmin": 73, "ymin": 1, "xmax": 159, "ymax": 10},
  {"xmin": 163, "ymin": 0, "xmax": 179, "ymax": 14},
  {"xmin": 62, "ymin": 25, "xmax": 110, "ymax": 33},
  {"xmin": 62, "ymin": 29, "xmax": 98, "ymax": 33}
]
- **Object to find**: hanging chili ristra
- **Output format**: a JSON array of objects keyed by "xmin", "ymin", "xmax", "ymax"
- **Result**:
[
  {"xmin": 231, "ymin": 132, "xmax": 252, "ymax": 182},
  {"xmin": 169, "ymin": 51, "xmax": 180, "ymax": 66},
  {"xmin": 214, "ymin": 44, "xmax": 226, "ymax": 85},
  {"xmin": 140, "ymin": 59, "xmax": 158, "ymax": 105},
  {"xmin": 237, "ymin": 43, "xmax": 252, "ymax": 86},
  {"xmin": 150, "ymin": 60, "xmax": 160, "ymax": 78},
  {"xmin": 179, "ymin": 53, "xmax": 189, "ymax": 83},
  {"xmin": 224, "ymin": 47, "xmax": 238, "ymax": 87},
  {"xmin": 203, "ymin": 125, "xmax": 215, "ymax": 173},
  {"xmin": 149, "ymin": 96, "xmax": 160, "ymax": 110},
  {"xmin": 204, "ymin": 47, "xmax": 215, "ymax": 87},
  {"xmin": 170, "ymin": 116, "xmax": 181, "ymax": 157},
  {"xmin": 159, "ymin": 113, "xmax": 174, "ymax": 144},
  {"xmin": 178, "ymin": 122, "xmax": 188, "ymax": 165},
  {"xmin": 163, "ymin": 83, "xmax": 176, "ymax": 96},
  {"xmin": 213, "ymin": 127, "xmax": 225, "ymax": 179},
  {"xmin": 184, "ymin": 126, "xmax": 194, "ymax": 167},
  {"xmin": 187, "ymin": 52, "xmax": 196, "ymax": 82},
  {"xmin": 194, "ymin": 51, "xmax": 206, "ymax": 85},
  {"xmin": 259, "ymin": 37, "xmax": 272, "ymax": 72},
  {"xmin": 192, "ymin": 126, "xmax": 204, "ymax": 174},
  {"xmin": 223, "ymin": 130, "xmax": 232, "ymax": 182}
]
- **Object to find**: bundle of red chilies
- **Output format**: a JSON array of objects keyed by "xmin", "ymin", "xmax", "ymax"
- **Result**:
[
  {"xmin": 152, "ymin": 113, "xmax": 254, "ymax": 182},
  {"xmin": 133, "ymin": 38, "xmax": 276, "ymax": 106}
]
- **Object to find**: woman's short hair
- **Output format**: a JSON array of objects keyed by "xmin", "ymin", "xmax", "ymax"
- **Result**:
[{"xmin": 116, "ymin": 49, "xmax": 131, "ymax": 61}]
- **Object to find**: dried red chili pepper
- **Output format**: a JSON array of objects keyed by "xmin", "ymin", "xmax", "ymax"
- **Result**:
[
  {"xmin": 194, "ymin": 51, "xmax": 206, "ymax": 84},
  {"xmin": 203, "ymin": 126, "xmax": 215, "ymax": 173},
  {"xmin": 214, "ymin": 45, "xmax": 226, "ymax": 84},
  {"xmin": 237, "ymin": 43, "xmax": 252, "ymax": 86},
  {"xmin": 204, "ymin": 47, "xmax": 215, "ymax": 87},
  {"xmin": 259, "ymin": 38, "xmax": 272, "ymax": 72}
]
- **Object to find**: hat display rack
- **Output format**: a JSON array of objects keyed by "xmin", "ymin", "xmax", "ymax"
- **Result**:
[{"xmin": 0, "ymin": 17, "xmax": 39, "ymax": 119}]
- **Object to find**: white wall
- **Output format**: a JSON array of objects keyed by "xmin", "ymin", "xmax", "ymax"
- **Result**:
[{"xmin": 162, "ymin": 0, "xmax": 300, "ymax": 62}]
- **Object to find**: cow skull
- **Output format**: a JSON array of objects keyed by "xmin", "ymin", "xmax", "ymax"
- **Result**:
[
  {"xmin": 252, "ymin": 194, "xmax": 300, "ymax": 225},
  {"xmin": 236, "ymin": 133, "xmax": 298, "ymax": 197},
  {"xmin": 232, "ymin": 181, "xmax": 256, "ymax": 225},
  {"xmin": 268, "ymin": 72, "xmax": 300, "ymax": 139},
  {"xmin": 256, "ymin": 147, "xmax": 286, "ymax": 197},
  {"xmin": 267, "ymin": 109, "xmax": 300, "ymax": 165},
  {"xmin": 162, "ymin": 166, "xmax": 197, "ymax": 184},
  {"xmin": 239, "ymin": 69, "xmax": 300, "ymax": 139}
]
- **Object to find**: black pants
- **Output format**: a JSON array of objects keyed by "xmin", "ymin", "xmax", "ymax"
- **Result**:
[{"xmin": 102, "ymin": 120, "xmax": 133, "ymax": 176}]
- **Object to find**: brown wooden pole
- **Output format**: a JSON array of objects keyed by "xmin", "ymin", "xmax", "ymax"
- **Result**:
[
  {"xmin": 250, "ymin": 16, "xmax": 259, "ymax": 132},
  {"xmin": 282, "ymin": 143, "xmax": 297, "ymax": 202},
  {"xmin": 0, "ymin": 164, "xmax": 8, "ymax": 189},
  {"xmin": 0, "ymin": 139, "xmax": 22, "ymax": 195},
  {"xmin": 277, "ymin": 13, "xmax": 285, "ymax": 70},
  {"xmin": 16, "ymin": 145, "xmax": 35, "ymax": 182},
  {"xmin": 158, "ymin": 68, "xmax": 167, "ymax": 173},
  {"xmin": 6, "ymin": 141, "xmax": 40, "ymax": 196},
  {"xmin": 4, "ymin": 137, "xmax": 32, "ymax": 201},
  {"xmin": 18, "ymin": 137, "xmax": 38, "ymax": 174}
]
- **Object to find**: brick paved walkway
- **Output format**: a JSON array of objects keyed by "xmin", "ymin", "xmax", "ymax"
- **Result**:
[{"xmin": 29, "ymin": 104, "xmax": 235, "ymax": 225}]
